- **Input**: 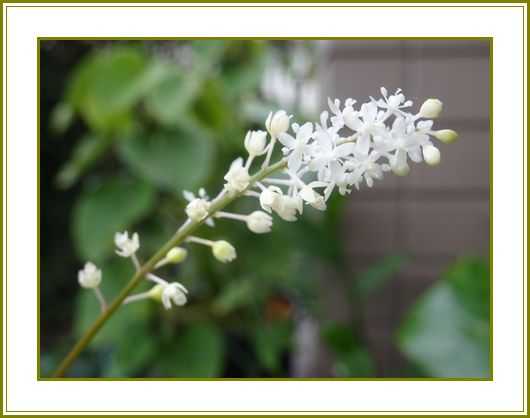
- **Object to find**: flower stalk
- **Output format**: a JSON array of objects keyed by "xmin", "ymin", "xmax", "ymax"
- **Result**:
[{"xmin": 52, "ymin": 158, "xmax": 287, "ymax": 378}]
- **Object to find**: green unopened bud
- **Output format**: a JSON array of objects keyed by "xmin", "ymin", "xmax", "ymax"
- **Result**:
[
  {"xmin": 147, "ymin": 284, "xmax": 165, "ymax": 302},
  {"xmin": 166, "ymin": 246, "xmax": 188, "ymax": 264},
  {"xmin": 212, "ymin": 240, "xmax": 237, "ymax": 263},
  {"xmin": 434, "ymin": 129, "xmax": 458, "ymax": 144}
]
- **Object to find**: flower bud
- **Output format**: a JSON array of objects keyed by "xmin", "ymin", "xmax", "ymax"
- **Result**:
[
  {"xmin": 78, "ymin": 262, "xmax": 102, "ymax": 289},
  {"xmin": 185, "ymin": 198, "xmax": 210, "ymax": 222},
  {"xmin": 392, "ymin": 163, "xmax": 410, "ymax": 176},
  {"xmin": 212, "ymin": 240, "xmax": 237, "ymax": 263},
  {"xmin": 244, "ymin": 130, "xmax": 267, "ymax": 156},
  {"xmin": 246, "ymin": 211, "xmax": 273, "ymax": 234},
  {"xmin": 423, "ymin": 145, "xmax": 441, "ymax": 166},
  {"xmin": 434, "ymin": 129, "xmax": 458, "ymax": 144},
  {"xmin": 265, "ymin": 110, "xmax": 290, "ymax": 138},
  {"xmin": 165, "ymin": 246, "xmax": 188, "ymax": 264},
  {"xmin": 419, "ymin": 98, "xmax": 443, "ymax": 119},
  {"xmin": 147, "ymin": 284, "xmax": 165, "ymax": 302}
]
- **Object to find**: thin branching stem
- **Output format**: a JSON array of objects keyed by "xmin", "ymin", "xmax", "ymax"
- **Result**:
[{"xmin": 52, "ymin": 158, "xmax": 287, "ymax": 377}]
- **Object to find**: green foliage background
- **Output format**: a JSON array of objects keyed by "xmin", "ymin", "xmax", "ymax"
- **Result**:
[{"xmin": 40, "ymin": 40, "xmax": 490, "ymax": 378}]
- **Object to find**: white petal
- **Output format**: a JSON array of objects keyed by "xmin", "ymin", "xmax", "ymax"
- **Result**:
[{"xmin": 278, "ymin": 132, "xmax": 296, "ymax": 149}]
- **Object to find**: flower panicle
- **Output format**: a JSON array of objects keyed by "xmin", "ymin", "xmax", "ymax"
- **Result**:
[{"xmin": 76, "ymin": 88, "xmax": 458, "ymax": 313}]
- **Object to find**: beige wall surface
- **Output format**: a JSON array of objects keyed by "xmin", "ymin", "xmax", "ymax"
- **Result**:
[{"xmin": 323, "ymin": 40, "xmax": 490, "ymax": 376}]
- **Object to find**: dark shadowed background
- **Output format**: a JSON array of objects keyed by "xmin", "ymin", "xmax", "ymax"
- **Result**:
[{"xmin": 40, "ymin": 39, "xmax": 490, "ymax": 378}]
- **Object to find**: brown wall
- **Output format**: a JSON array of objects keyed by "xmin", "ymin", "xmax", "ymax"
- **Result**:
[{"xmin": 323, "ymin": 40, "xmax": 490, "ymax": 376}]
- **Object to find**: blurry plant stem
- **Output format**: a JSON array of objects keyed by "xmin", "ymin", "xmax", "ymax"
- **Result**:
[{"xmin": 52, "ymin": 158, "xmax": 288, "ymax": 378}]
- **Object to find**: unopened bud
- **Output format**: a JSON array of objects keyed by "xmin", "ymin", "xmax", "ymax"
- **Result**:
[
  {"xmin": 434, "ymin": 129, "xmax": 458, "ymax": 144},
  {"xmin": 212, "ymin": 240, "xmax": 237, "ymax": 263},
  {"xmin": 419, "ymin": 98, "xmax": 443, "ymax": 119}
]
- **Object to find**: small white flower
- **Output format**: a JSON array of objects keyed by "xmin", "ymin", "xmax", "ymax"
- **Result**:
[
  {"xmin": 419, "ymin": 98, "xmax": 443, "ymax": 119},
  {"xmin": 78, "ymin": 261, "xmax": 102, "ymax": 289},
  {"xmin": 373, "ymin": 87, "xmax": 413, "ymax": 115},
  {"xmin": 161, "ymin": 282, "xmax": 188, "ymax": 309},
  {"xmin": 183, "ymin": 189, "xmax": 214, "ymax": 226},
  {"xmin": 434, "ymin": 129, "xmax": 458, "ymax": 144},
  {"xmin": 185, "ymin": 198, "xmax": 210, "ymax": 222},
  {"xmin": 343, "ymin": 102, "xmax": 384, "ymax": 156},
  {"xmin": 224, "ymin": 157, "xmax": 250, "ymax": 195},
  {"xmin": 115, "ymin": 231, "xmax": 140, "ymax": 258},
  {"xmin": 259, "ymin": 185, "xmax": 283, "ymax": 213},
  {"xmin": 246, "ymin": 211, "xmax": 273, "ymax": 234},
  {"xmin": 278, "ymin": 122, "xmax": 314, "ymax": 172},
  {"xmin": 244, "ymin": 130, "xmax": 268, "ymax": 157},
  {"xmin": 265, "ymin": 110, "xmax": 291, "ymax": 139},
  {"xmin": 212, "ymin": 240, "xmax": 237, "ymax": 263}
]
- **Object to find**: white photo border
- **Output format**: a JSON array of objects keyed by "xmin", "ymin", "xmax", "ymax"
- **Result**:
[{"xmin": 2, "ymin": 2, "xmax": 527, "ymax": 415}]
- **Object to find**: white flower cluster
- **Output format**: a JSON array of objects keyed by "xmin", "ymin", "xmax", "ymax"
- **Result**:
[
  {"xmin": 76, "ymin": 88, "xmax": 457, "ymax": 314},
  {"xmin": 233, "ymin": 88, "xmax": 457, "ymax": 223},
  {"xmin": 77, "ymin": 231, "xmax": 190, "ymax": 311}
]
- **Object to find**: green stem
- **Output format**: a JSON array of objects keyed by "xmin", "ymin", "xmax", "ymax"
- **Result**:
[{"xmin": 52, "ymin": 159, "xmax": 287, "ymax": 377}]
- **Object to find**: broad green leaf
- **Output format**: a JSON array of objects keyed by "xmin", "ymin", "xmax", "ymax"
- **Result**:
[
  {"xmin": 67, "ymin": 47, "xmax": 166, "ymax": 133},
  {"xmin": 117, "ymin": 127, "xmax": 214, "ymax": 193},
  {"xmin": 254, "ymin": 322, "xmax": 291, "ymax": 372},
  {"xmin": 72, "ymin": 176, "xmax": 156, "ymax": 262},
  {"xmin": 158, "ymin": 324, "xmax": 224, "ymax": 377},
  {"xmin": 56, "ymin": 134, "xmax": 114, "ymax": 189},
  {"xmin": 355, "ymin": 255, "xmax": 406, "ymax": 298},
  {"xmin": 398, "ymin": 271, "xmax": 490, "ymax": 378}
]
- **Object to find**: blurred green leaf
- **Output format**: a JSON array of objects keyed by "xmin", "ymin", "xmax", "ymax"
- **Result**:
[
  {"xmin": 212, "ymin": 279, "xmax": 254, "ymax": 315},
  {"xmin": 322, "ymin": 322, "xmax": 375, "ymax": 377},
  {"xmin": 159, "ymin": 323, "xmax": 224, "ymax": 377},
  {"xmin": 145, "ymin": 42, "xmax": 226, "ymax": 126},
  {"xmin": 321, "ymin": 323, "xmax": 356, "ymax": 355},
  {"xmin": 356, "ymin": 255, "xmax": 406, "ymax": 298},
  {"xmin": 56, "ymin": 134, "xmax": 113, "ymax": 188},
  {"xmin": 333, "ymin": 347, "xmax": 375, "ymax": 377},
  {"xmin": 117, "ymin": 127, "xmax": 214, "ymax": 193},
  {"xmin": 50, "ymin": 102, "xmax": 74, "ymax": 134},
  {"xmin": 254, "ymin": 322, "xmax": 291, "ymax": 372},
  {"xmin": 221, "ymin": 41, "xmax": 266, "ymax": 99},
  {"xmin": 67, "ymin": 46, "xmax": 166, "ymax": 133},
  {"xmin": 106, "ymin": 325, "xmax": 157, "ymax": 377},
  {"xmin": 446, "ymin": 257, "xmax": 490, "ymax": 320},
  {"xmin": 72, "ymin": 176, "xmax": 156, "ymax": 262},
  {"xmin": 398, "ymin": 259, "xmax": 490, "ymax": 378}
]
